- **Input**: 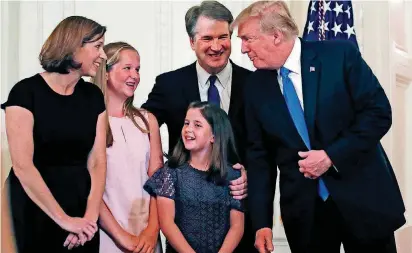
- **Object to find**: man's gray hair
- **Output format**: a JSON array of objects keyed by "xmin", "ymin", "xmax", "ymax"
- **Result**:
[{"xmin": 185, "ymin": 1, "xmax": 233, "ymax": 39}]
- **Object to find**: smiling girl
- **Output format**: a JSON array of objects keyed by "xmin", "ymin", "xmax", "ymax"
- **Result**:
[
  {"xmin": 92, "ymin": 42, "xmax": 163, "ymax": 253},
  {"xmin": 144, "ymin": 101, "xmax": 244, "ymax": 253}
]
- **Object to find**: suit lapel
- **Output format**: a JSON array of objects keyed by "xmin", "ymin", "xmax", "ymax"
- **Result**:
[
  {"xmin": 262, "ymin": 70, "xmax": 300, "ymax": 138},
  {"xmin": 301, "ymin": 40, "xmax": 320, "ymax": 141},
  {"xmin": 182, "ymin": 62, "xmax": 201, "ymax": 104},
  {"xmin": 228, "ymin": 62, "xmax": 242, "ymax": 119}
]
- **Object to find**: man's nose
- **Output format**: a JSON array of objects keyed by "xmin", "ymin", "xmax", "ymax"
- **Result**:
[
  {"xmin": 241, "ymin": 41, "xmax": 249, "ymax": 54},
  {"xmin": 211, "ymin": 39, "xmax": 222, "ymax": 52}
]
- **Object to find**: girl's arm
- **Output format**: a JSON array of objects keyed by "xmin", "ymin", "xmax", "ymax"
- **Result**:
[
  {"xmin": 147, "ymin": 112, "xmax": 163, "ymax": 177},
  {"xmin": 157, "ymin": 197, "xmax": 196, "ymax": 253},
  {"xmin": 145, "ymin": 113, "xmax": 163, "ymax": 232},
  {"xmin": 98, "ymin": 201, "xmax": 139, "ymax": 251},
  {"xmin": 133, "ymin": 112, "xmax": 163, "ymax": 252},
  {"xmin": 218, "ymin": 209, "xmax": 245, "ymax": 253}
]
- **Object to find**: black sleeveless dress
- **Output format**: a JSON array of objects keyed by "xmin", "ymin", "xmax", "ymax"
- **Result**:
[{"xmin": 1, "ymin": 74, "xmax": 105, "ymax": 252}]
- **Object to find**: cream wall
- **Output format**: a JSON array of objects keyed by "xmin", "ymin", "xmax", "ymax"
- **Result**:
[{"xmin": 1, "ymin": 1, "xmax": 412, "ymax": 252}]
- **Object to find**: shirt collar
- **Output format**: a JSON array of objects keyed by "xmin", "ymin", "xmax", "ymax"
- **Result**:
[
  {"xmin": 280, "ymin": 37, "xmax": 301, "ymax": 75},
  {"xmin": 196, "ymin": 61, "xmax": 232, "ymax": 88}
]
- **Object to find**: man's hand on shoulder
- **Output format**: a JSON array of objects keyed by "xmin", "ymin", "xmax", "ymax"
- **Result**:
[{"xmin": 230, "ymin": 163, "xmax": 248, "ymax": 200}]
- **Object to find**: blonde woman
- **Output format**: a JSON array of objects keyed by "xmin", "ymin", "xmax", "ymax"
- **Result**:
[{"xmin": 92, "ymin": 42, "xmax": 163, "ymax": 253}]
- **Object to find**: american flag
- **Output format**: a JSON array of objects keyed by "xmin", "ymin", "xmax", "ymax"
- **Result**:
[{"xmin": 303, "ymin": 0, "xmax": 359, "ymax": 48}]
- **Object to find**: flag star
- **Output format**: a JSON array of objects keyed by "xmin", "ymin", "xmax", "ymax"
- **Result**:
[
  {"xmin": 310, "ymin": 1, "xmax": 317, "ymax": 14},
  {"xmin": 344, "ymin": 24, "xmax": 356, "ymax": 39},
  {"xmin": 323, "ymin": 21, "xmax": 330, "ymax": 31},
  {"xmin": 331, "ymin": 22, "xmax": 342, "ymax": 36},
  {"xmin": 333, "ymin": 2, "xmax": 343, "ymax": 17},
  {"xmin": 324, "ymin": 1, "xmax": 332, "ymax": 13},
  {"xmin": 307, "ymin": 21, "xmax": 315, "ymax": 34},
  {"xmin": 345, "ymin": 6, "xmax": 352, "ymax": 19}
]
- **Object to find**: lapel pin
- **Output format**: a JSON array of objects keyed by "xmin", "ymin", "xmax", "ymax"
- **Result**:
[{"xmin": 310, "ymin": 66, "xmax": 315, "ymax": 72}]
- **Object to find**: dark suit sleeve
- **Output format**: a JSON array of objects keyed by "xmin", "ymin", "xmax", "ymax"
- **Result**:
[
  {"xmin": 141, "ymin": 75, "xmax": 167, "ymax": 126},
  {"xmin": 325, "ymin": 43, "xmax": 392, "ymax": 169},
  {"xmin": 244, "ymin": 77, "xmax": 276, "ymax": 232}
]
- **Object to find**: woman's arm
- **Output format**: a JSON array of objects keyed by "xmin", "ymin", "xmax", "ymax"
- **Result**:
[
  {"xmin": 218, "ymin": 210, "xmax": 245, "ymax": 253},
  {"xmin": 85, "ymin": 111, "xmax": 107, "ymax": 222},
  {"xmin": 157, "ymin": 197, "xmax": 195, "ymax": 253},
  {"xmin": 5, "ymin": 106, "xmax": 95, "ymax": 234},
  {"xmin": 65, "ymin": 111, "xmax": 107, "ymax": 247},
  {"xmin": 6, "ymin": 106, "xmax": 66, "ymax": 221}
]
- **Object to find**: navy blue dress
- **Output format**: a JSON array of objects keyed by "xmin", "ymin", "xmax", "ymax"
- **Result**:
[
  {"xmin": 144, "ymin": 162, "xmax": 243, "ymax": 253},
  {"xmin": 1, "ymin": 74, "xmax": 105, "ymax": 252}
]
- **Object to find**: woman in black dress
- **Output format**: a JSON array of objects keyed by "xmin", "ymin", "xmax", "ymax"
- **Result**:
[{"xmin": 1, "ymin": 16, "xmax": 108, "ymax": 252}]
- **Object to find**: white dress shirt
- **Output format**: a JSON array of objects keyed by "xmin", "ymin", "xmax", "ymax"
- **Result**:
[
  {"xmin": 278, "ymin": 38, "xmax": 339, "ymax": 172},
  {"xmin": 277, "ymin": 37, "xmax": 304, "ymax": 109},
  {"xmin": 196, "ymin": 61, "xmax": 232, "ymax": 114}
]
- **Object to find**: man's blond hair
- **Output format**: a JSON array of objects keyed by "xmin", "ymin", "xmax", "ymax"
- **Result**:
[{"xmin": 232, "ymin": 1, "xmax": 299, "ymax": 40}]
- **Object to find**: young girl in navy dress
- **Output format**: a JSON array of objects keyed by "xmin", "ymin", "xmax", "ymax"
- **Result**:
[{"xmin": 144, "ymin": 101, "xmax": 244, "ymax": 253}]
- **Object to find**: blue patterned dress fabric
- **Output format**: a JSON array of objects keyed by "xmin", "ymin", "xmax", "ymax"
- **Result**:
[{"xmin": 144, "ymin": 163, "xmax": 243, "ymax": 253}]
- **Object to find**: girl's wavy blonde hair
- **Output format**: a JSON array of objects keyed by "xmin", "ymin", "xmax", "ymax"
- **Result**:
[{"xmin": 91, "ymin": 42, "xmax": 149, "ymax": 147}]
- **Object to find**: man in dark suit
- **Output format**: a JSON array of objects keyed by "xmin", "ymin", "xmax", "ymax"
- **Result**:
[
  {"xmin": 233, "ymin": 1, "xmax": 406, "ymax": 253},
  {"xmin": 142, "ymin": 1, "xmax": 256, "ymax": 252}
]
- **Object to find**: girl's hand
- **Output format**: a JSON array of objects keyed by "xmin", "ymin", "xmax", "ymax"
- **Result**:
[
  {"xmin": 117, "ymin": 230, "xmax": 140, "ymax": 252},
  {"xmin": 133, "ymin": 227, "xmax": 158, "ymax": 253}
]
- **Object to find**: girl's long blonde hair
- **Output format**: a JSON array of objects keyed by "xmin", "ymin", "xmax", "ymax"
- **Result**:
[{"xmin": 92, "ymin": 42, "xmax": 149, "ymax": 147}]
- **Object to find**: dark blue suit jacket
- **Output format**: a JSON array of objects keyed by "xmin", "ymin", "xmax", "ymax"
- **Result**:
[
  {"xmin": 244, "ymin": 39, "xmax": 405, "ymax": 250},
  {"xmin": 142, "ymin": 61, "xmax": 251, "ymax": 163}
]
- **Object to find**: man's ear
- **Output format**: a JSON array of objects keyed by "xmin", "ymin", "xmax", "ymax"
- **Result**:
[
  {"xmin": 273, "ymin": 29, "xmax": 283, "ymax": 45},
  {"xmin": 190, "ymin": 37, "xmax": 196, "ymax": 50},
  {"xmin": 105, "ymin": 72, "xmax": 109, "ymax": 81}
]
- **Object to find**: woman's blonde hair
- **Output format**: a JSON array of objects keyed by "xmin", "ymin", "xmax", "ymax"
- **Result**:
[
  {"xmin": 92, "ymin": 42, "xmax": 149, "ymax": 147},
  {"xmin": 232, "ymin": 1, "xmax": 298, "ymax": 40}
]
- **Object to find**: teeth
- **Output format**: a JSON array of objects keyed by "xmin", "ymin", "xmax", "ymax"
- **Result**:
[{"xmin": 209, "ymin": 53, "xmax": 223, "ymax": 57}]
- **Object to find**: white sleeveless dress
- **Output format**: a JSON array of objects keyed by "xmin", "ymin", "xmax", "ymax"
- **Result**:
[{"xmin": 100, "ymin": 114, "xmax": 162, "ymax": 253}]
